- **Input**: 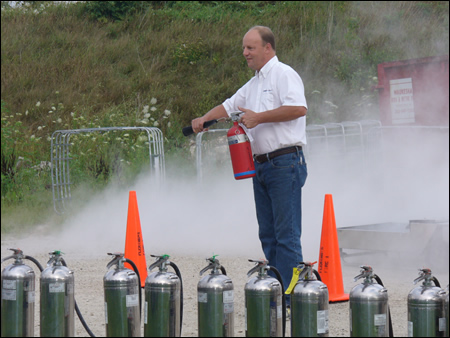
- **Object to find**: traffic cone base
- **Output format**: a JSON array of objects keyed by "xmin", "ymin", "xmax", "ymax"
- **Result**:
[
  {"xmin": 124, "ymin": 191, "xmax": 148, "ymax": 287},
  {"xmin": 318, "ymin": 194, "xmax": 349, "ymax": 303}
]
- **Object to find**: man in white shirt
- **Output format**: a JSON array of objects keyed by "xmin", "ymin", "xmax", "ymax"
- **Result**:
[{"xmin": 191, "ymin": 26, "xmax": 308, "ymax": 308}]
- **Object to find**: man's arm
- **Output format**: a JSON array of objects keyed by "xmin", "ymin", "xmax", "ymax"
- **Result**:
[
  {"xmin": 238, "ymin": 105, "xmax": 307, "ymax": 129},
  {"xmin": 191, "ymin": 104, "xmax": 228, "ymax": 133}
]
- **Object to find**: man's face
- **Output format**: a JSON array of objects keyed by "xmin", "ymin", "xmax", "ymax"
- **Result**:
[{"xmin": 242, "ymin": 29, "xmax": 269, "ymax": 72}]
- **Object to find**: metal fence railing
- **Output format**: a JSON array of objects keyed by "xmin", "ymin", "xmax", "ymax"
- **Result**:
[{"xmin": 51, "ymin": 127, "xmax": 165, "ymax": 214}]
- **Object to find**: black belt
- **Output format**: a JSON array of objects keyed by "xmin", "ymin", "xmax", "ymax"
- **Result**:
[{"xmin": 254, "ymin": 146, "xmax": 302, "ymax": 164}]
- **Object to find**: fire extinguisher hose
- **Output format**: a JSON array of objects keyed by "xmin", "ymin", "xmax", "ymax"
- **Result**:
[
  {"xmin": 374, "ymin": 274, "xmax": 394, "ymax": 338},
  {"xmin": 182, "ymin": 117, "xmax": 228, "ymax": 136},
  {"xmin": 24, "ymin": 255, "xmax": 44, "ymax": 272},
  {"xmin": 268, "ymin": 265, "xmax": 286, "ymax": 337},
  {"xmin": 124, "ymin": 258, "xmax": 142, "ymax": 319},
  {"xmin": 169, "ymin": 261, "xmax": 184, "ymax": 336},
  {"xmin": 60, "ymin": 258, "xmax": 97, "ymax": 337}
]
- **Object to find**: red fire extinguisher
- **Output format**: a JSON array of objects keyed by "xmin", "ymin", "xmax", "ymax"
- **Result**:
[
  {"xmin": 182, "ymin": 112, "xmax": 256, "ymax": 180},
  {"xmin": 227, "ymin": 113, "xmax": 255, "ymax": 180}
]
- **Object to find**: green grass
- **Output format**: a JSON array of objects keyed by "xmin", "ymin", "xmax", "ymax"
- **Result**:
[{"xmin": 1, "ymin": 1, "xmax": 449, "ymax": 233}]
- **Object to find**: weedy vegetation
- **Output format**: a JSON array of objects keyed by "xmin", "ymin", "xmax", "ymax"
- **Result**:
[{"xmin": 1, "ymin": 1, "xmax": 448, "ymax": 232}]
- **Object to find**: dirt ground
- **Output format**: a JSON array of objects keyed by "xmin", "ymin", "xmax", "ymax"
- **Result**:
[{"xmin": 2, "ymin": 233, "xmax": 448, "ymax": 337}]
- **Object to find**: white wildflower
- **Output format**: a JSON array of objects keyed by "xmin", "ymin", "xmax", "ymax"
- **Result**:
[
  {"xmin": 25, "ymin": 110, "xmax": 29, "ymax": 116},
  {"xmin": 150, "ymin": 97, "xmax": 157, "ymax": 105},
  {"xmin": 143, "ymin": 105, "xmax": 149, "ymax": 114},
  {"xmin": 38, "ymin": 126, "xmax": 42, "ymax": 131},
  {"xmin": 164, "ymin": 110, "xmax": 171, "ymax": 116},
  {"xmin": 151, "ymin": 106, "xmax": 157, "ymax": 112},
  {"xmin": 52, "ymin": 106, "xmax": 56, "ymax": 111},
  {"xmin": 30, "ymin": 135, "xmax": 35, "ymax": 140},
  {"xmin": 153, "ymin": 121, "xmax": 159, "ymax": 127},
  {"xmin": 144, "ymin": 113, "xmax": 150, "ymax": 118},
  {"xmin": 57, "ymin": 118, "xmax": 62, "ymax": 123},
  {"xmin": 36, "ymin": 101, "xmax": 41, "ymax": 107}
]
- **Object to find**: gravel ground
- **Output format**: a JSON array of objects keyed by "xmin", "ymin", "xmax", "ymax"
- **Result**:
[{"xmin": 2, "ymin": 233, "xmax": 448, "ymax": 337}]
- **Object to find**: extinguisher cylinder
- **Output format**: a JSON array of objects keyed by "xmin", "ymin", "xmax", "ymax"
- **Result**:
[{"xmin": 227, "ymin": 122, "xmax": 255, "ymax": 180}]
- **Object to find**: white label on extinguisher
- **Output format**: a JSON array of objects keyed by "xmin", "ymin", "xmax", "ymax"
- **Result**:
[
  {"xmin": 228, "ymin": 134, "xmax": 249, "ymax": 145},
  {"xmin": 49, "ymin": 282, "xmax": 65, "ymax": 293},
  {"xmin": 104, "ymin": 302, "xmax": 108, "ymax": 324},
  {"xmin": 277, "ymin": 295, "xmax": 282, "ymax": 318},
  {"xmin": 126, "ymin": 294, "xmax": 139, "ymax": 307},
  {"xmin": 224, "ymin": 303, "xmax": 234, "ymax": 314},
  {"xmin": 439, "ymin": 318, "xmax": 446, "ymax": 331},
  {"xmin": 223, "ymin": 290, "xmax": 233, "ymax": 303},
  {"xmin": 2, "ymin": 289, "xmax": 16, "ymax": 301},
  {"xmin": 28, "ymin": 291, "xmax": 35, "ymax": 303},
  {"xmin": 144, "ymin": 301, "xmax": 148, "ymax": 324},
  {"xmin": 374, "ymin": 313, "xmax": 386, "ymax": 326},
  {"xmin": 3, "ymin": 279, "xmax": 16, "ymax": 289},
  {"xmin": 317, "ymin": 309, "xmax": 329, "ymax": 334},
  {"xmin": 198, "ymin": 292, "xmax": 207, "ymax": 303}
]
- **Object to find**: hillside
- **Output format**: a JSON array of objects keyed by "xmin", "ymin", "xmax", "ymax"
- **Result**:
[{"xmin": 1, "ymin": 1, "xmax": 449, "ymax": 228}]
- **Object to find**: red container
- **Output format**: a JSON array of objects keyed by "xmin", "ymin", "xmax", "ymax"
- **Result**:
[{"xmin": 376, "ymin": 55, "xmax": 449, "ymax": 126}]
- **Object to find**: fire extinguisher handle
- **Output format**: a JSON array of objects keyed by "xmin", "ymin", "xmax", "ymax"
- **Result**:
[{"xmin": 182, "ymin": 119, "xmax": 218, "ymax": 136}]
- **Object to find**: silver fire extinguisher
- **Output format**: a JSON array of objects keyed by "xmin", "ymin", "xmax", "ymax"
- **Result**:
[
  {"xmin": 144, "ymin": 254, "xmax": 182, "ymax": 337},
  {"xmin": 104, "ymin": 252, "xmax": 141, "ymax": 337},
  {"xmin": 245, "ymin": 259, "xmax": 286, "ymax": 337},
  {"xmin": 197, "ymin": 255, "xmax": 234, "ymax": 337},
  {"xmin": 1, "ymin": 248, "xmax": 43, "ymax": 337},
  {"xmin": 286, "ymin": 261, "xmax": 329, "ymax": 337},
  {"xmin": 40, "ymin": 250, "xmax": 75, "ymax": 337},
  {"xmin": 445, "ymin": 285, "xmax": 449, "ymax": 337},
  {"xmin": 350, "ymin": 266, "xmax": 391, "ymax": 337},
  {"xmin": 407, "ymin": 268, "xmax": 446, "ymax": 337}
]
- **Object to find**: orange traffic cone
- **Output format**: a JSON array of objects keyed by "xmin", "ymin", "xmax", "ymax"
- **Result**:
[
  {"xmin": 318, "ymin": 194, "xmax": 349, "ymax": 302},
  {"xmin": 124, "ymin": 190, "xmax": 147, "ymax": 287}
]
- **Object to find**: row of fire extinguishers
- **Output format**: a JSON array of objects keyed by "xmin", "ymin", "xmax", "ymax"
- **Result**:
[{"xmin": 2, "ymin": 249, "xmax": 450, "ymax": 337}]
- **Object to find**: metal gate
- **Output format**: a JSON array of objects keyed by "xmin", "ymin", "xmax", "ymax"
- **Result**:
[
  {"xmin": 194, "ymin": 120, "xmax": 382, "ymax": 183},
  {"xmin": 51, "ymin": 127, "xmax": 165, "ymax": 214}
]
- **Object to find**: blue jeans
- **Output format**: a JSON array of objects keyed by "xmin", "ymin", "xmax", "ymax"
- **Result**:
[{"xmin": 252, "ymin": 149, "xmax": 307, "ymax": 306}]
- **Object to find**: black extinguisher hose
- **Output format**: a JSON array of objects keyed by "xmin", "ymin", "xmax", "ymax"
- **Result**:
[
  {"xmin": 432, "ymin": 276, "xmax": 441, "ymax": 288},
  {"xmin": 268, "ymin": 265, "xmax": 286, "ymax": 337},
  {"xmin": 313, "ymin": 269, "xmax": 322, "ymax": 281},
  {"xmin": 124, "ymin": 258, "xmax": 142, "ymax": 320},
  {"xmin": 169, "ymin": 261, "xmax": 184, "ymax": 336},
  {"xmin": 60, "ymin": 258, "xmax": 96, "ymax": 337},
  {"xmin": 220, "ymin": 266, "xmax": 227, "ymax": 276},
  {"xmin": 374, "ymin": 274, "xmax": 393, "ymax": 338},
  {"xmin": 24, "ymin": 255, "xmax": 44, "ymax": 272}
]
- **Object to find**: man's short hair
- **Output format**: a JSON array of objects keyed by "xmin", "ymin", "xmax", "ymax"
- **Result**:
[{"xmin": 249, "ymin": 26, "xmax": 276, "ymax": 51}]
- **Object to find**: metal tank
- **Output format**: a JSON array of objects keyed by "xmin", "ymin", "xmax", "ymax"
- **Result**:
[
  {"xmin": 245, "ymin": 259, "xmax": 283, "ymax": 337},
  {"xmin": 350, "ymin": 266, "xmax": 389, "ymax": 337},
  {"xmin": 288, "ymin": 261, "xmax": 329, "ymax": 337},
  {"xmin": 445, "ymin": 285, "xmax": 449, "ymax": 337},
  {"xmin": 104, "ymin": 252, "xmax": 140, "ymax": 337},
  {"xmin": 1, "ymin": 249, "xmax": 36, "ymax": 337},
  {"xmin": 144, "ymin": 254, "xmax": 182, "ymax": 337},
  {"xmin": 407, "ymin": 268, "xmax": 446, "ymax": 337},
  {"xmin": 197, "ymin": 255, "xmax": 234, "ymax": 337},
  {"xmin": 40, "ymin": 250, "xmax": 75, "ymax": 337}
]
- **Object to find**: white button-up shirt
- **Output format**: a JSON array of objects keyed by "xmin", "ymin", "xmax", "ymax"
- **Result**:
[{"xmin": 222, "ymin": 56, "xmax": 308, "ymax": 155}]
